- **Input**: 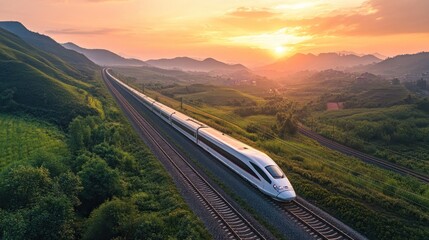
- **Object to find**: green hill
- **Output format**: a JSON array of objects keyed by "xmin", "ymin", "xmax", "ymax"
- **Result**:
[
  {"xmin": 0, "ymin": 21, "xmax": 97, "ymax": 80},
  {"xmin": 356, "ymin": 52, "xmax": 429, "ymax": 77},
  {"xmin": 160, "ymin": 84, "xmax": 260, "ymax": 106},
  {"xmin": 0, "ymin": 28, "xmax": 101, "ymax": 126}
]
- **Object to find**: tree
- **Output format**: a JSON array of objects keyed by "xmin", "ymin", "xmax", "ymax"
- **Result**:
[
  {"xmin": 93, "ymin": 143, "xmax": 137, "ymax": 171},
  {"xmin": 68, "ymin": 116, "xmax": 86, "ymax": 152},
  {"xmin": 83, "ymin": 199, "xmax": 137, "ymax": 240},
  {"xmin": 24, "ymin": 195, "xmax": 75, "ymax": 240},
  {"xmin": 0, "ymin": 166, "xmax": 53, "ymax": 209},
  {"xmin": 78, "ymin": 157, "xmax": 123, "ymax": 212},
  {"xmin": 30, "ymin": 151, "xmax": 67, "ymax": 177},
  {"xmin": 57, "ymin": 171, "xmax": 83, "ymax": 206},
  {"xmin": 276, "ymin": 112, "xmax": 298, "ymax": 137},
  {"xmin": 417, "ymin": 98, "xmax": 429, "ymax": 113}
]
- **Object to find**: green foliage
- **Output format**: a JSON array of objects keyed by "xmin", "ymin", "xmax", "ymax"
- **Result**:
[
  {"xmin": 78, "ymin": 156, "xmax": 123, "ymax": 212},
  {"xmin": 0, "ymin": 114, "xmax": 69, "ymax": 169},
  {"xmin": 22, "ymin": 195, "xmax": 75, "ymax": 240},
  {"xmin": 0, "ymin": 166, "xmax": 53, "ymax": 209},
  {"xmin": 83, "ymin": 199, "xmax": 136, "ymax": 240},
  {"xmin": 29, "ymin": 151, "xmax": 68, "ymax": 177},
  {"xmin": 417, "ymin": 98, "xmax": 429, "ymax": 113},
  {"xmin": 312, "ymin": 104, "xmax": 429, "ymax": 174},
  {"xmin": 276, "ymin": 111, "xmax": 298, "ymax": 137},
  {"xmin": 0, "ymin": 28, "xmax": 101, "ymax": 126},
  {"xmin": 235, "ymin": 97, "xmax": 297, "ymax": 117},
  {"xmin": 0, "ymin": 165, "xmax": 77, "ymax": 240},
  {"xmin": 57, "ymin": 171, "xmax": 83, "ymax": 206},
  {"xmin": 160, "ymin": 84, "xmax": 259, "ymax": 107}
]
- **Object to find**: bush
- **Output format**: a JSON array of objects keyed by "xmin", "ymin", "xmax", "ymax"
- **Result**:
[{"xmin": 78, "ymin": 157, "xmax": 123, "ymax": 213}]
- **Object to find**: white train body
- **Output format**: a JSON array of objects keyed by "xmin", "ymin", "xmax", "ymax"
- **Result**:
[{"xmin": 105, "ymin": 69, "xmax": 296, "ymax": 201}]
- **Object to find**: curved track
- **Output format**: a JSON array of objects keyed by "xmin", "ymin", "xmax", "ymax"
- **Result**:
[
  {"xmin": 104, "ymin": 69, "xmax": 266, "ymax": 240},
  {"xmin": 299, "ymin": 126, "xmax": 429, "ymax": 183}
]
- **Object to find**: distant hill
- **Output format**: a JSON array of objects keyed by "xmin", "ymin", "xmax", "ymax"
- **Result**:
[
  {"xmin": 0, "ymin": 21, "xmax": 97, "ymax": 79},
  {"xmin": 0, "ymin": 27, "xmax": 99, "ymax": 126},
  {"xmin": 146, "ymin": 57, "xmax": 248, "ymax": 72},
  {"xmin": 257, "ymin": 52, "xmax": 381, "ymax": 78},
  {"xmin": 62, "ymin": 42, "xmax": 148, "ymax": 67},
  {"xmin": 355, "ymin": 52, "xmax": 429, "ymax": 77}
]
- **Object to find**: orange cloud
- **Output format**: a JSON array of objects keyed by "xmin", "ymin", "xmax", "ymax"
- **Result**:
[
  {"xmin": 293, "ymin": 0, "xmax": 429, "ymax": 35},
  {"xmin": 227, "ymin": 7, "xmax": 278, "ymax": 19}
]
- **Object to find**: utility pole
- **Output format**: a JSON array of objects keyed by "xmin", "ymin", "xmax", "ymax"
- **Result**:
[{"xmin": 180, "ymin": 97, "xmax": 183, "ymax": 110}]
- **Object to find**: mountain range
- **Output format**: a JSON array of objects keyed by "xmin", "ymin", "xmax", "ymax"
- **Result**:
[
  {"xmin": 146, "ymin": 57, "xmax": 248, "ymax": 72},
  {"xmin": 355, "ymin": 52, "xmax": 429, "ymax": 77},
  {"xmin": 259, "ymin": 53, "xmax": 381, "ymax": 75},
  {"xmin": 62, "ymin": 42, "xmax": 148, "ymax": 67},
  {"xmin": 62, "ymin": 41, "xmax": 248, "ymax": 73}
]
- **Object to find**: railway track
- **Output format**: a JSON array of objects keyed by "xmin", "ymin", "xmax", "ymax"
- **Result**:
[
  {"xmin": 272, "ymin": 199, "xmax": 355, "ymax": 240},
  {"xmin": 299, "ymin": 126, "xmax": 429, "ymax": 183},
  {"xmin": 103, "ymin": 70, "xmax": 266, "ymax": 240}
]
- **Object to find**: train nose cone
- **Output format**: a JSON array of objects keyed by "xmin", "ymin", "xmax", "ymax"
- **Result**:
[{"xmin": 276, "ymin": 191, "xmax": 296, "ymax": 201}]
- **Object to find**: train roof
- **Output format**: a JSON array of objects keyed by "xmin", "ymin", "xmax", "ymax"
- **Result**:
[
  {"xmin": 172, "ymin": 112, "xmax": 206, "ymax": 130},
  {"xmin": 199, "ymin": 127, "xmax": 276, "ymax": 167}
]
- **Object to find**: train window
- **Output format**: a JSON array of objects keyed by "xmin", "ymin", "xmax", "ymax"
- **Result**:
[
  {"xmin": 172, "ymin": 119, "xmax": 195, "ymax": 136},
  {"xmin": 265, "ymin": 165, "xmax": 285, "ymax": 179},
  {"xmin": 250, "ymin": 162, "xmax": 271, "ymax": 184},
  {"xmin": 198, "ymin": 135, "xmax": 260, "ymax": 180}
]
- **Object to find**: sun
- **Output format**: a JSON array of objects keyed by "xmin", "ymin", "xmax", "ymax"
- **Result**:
[{"xmin": 274, "ymin": 46, "xmax": 286, "ymax": 56}]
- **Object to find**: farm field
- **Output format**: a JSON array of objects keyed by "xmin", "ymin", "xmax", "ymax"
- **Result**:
[
  {"xmin": 0, "ymin": 114, "xmax": 69, "ymax": 170},
  {"xmin": 309, "ymin": 103, "xmax": 429, "ymax": 175}
]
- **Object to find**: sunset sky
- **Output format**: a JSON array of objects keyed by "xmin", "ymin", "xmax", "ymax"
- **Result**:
[{"xmin": 1, "ymin": 0, "xmax": 429, "ymax": 66}]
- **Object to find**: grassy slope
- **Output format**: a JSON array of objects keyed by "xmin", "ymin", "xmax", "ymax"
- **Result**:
[
  {"xmin": 312, "ymin": 105, "xmax": 429, "ymax": 173},
  {"xmin": 0, "ymin": 21, "xmax": 97, "ymax": 80},
  {"xmin": 112, "ymin": 66, "xmax": 226, "ymax": 86},
  {"xmin": 0, "ymin": 114, "xmax": 69, "ymax": 170},
  {"xmin": 159, "ymin": 84, "xmax": 262, "ymax": 106},
  {"xmin": 0, "ymin": 28, "xmax": 102, "ymax": 125}
]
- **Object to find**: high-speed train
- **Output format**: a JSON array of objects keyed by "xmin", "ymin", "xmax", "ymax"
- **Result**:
[{"xmin": 104, "ymin": 69, "xmax": 296, "ymax": 201}]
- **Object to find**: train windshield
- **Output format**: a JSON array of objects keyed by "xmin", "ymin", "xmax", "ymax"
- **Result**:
[{"xmin": 265, "ymin": 165, "xmax": 285, "ymax": 179}]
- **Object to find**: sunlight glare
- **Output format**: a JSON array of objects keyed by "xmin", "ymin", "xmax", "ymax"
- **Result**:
[{"xmin": 275, "ymin": 46, "xmax": 286, "ymax": 56}]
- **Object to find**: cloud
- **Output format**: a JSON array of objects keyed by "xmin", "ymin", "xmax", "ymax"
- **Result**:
[
  {"xmin": 45, "ymin": 28, "xmax": 127, "ymax": 35},
  {"xmin": 215, "ymin": 0, "xmax": 429, "ymax": 37},
  {"xmin": 299, "ymin": 0, "xmax": 429, "ymax": 35},
  {"xmin": 227, "ymin": 7, "xmax": 278, "ymax": 19}
]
